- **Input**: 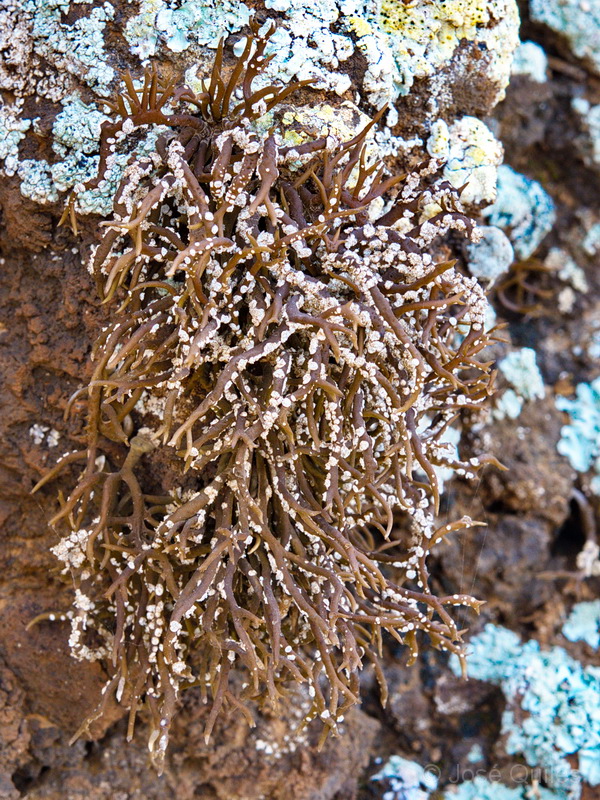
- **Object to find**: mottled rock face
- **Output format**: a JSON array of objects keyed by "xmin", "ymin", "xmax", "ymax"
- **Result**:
[
  {"xmin": 0, "ymin": 0, "xmax": 519, "ymax": 235},
  {"xmin": 8, "ymin": 0, "xmax": 600, "ymax": 798}
]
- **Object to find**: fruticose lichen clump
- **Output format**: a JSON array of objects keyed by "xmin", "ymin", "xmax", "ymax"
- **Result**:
[{"xmin": 35, "ymin": 25, "xmax": 499, "ymax": 768}]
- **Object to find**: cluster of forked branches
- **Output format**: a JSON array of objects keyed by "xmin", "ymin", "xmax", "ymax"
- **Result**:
[{"xmin": 35, "ymin": 21, "xmax": 500, "ymax": 769}]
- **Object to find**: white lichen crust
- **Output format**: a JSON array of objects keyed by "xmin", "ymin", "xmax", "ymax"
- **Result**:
[{"xmin": 1, "ymin": 0, "xmax": 518, "ymax": 228}]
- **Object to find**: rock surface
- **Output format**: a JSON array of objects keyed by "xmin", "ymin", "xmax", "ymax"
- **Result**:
[{"xmin": 1, "ymin": 1, "xmax": 600, "ymax": 799}]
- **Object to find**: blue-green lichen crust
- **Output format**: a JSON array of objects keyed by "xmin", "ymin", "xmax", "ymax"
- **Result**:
[{"xmin": 450, "ymin": 624, "xmax": 600, "ymax": 796}]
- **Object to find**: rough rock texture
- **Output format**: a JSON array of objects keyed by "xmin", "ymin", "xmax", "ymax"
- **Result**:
[
  {"xmin": 15, "ymin": 704, "xmax": 378, "ymax": 800},
  {"xmin": 1, "ymin": 0, "xmax": 600, "ymax": 798},
  {"xmin": 1, "ymin": 0, "xmax": 520, "ymax": 245},
  {"xmin": 0, "ymin": 660, "xmax": 31, "ymax": 800}
]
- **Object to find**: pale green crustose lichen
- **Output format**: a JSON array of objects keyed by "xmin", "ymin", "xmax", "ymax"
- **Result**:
[
  {"xmin": 126, "ymin": 0, "xmax": 252, "ymax": 60},
  {"xmin": 483, "ymin": 165, "xmax": 556, "ymax": 260},
  {"xmin": 562, "ymin": 601, "xmax": 600, "ymax": 650},
  {"xmin": 379, "ymin": 0, "xmax": 519, "ymax": 98},
  {"xmin": 466, "ymin": 226, "xmax": 514, "ymax": 284},
  {"xmin": 427, "ymin": 117, "xmax": 503, "ymax": 207},
  {"xmin": 2, "ymin": 0, "xmax": 520, "ymax": 217},
  {"xmin": 498, "ymin": 348, "xmax": 545, "ymax": 402},
  {"xmin": 556, "ymin": 377, "xmax": 600, "ymax": 495},
  {"xmin": 450, "ymin": 624, "xmax": 600, "ymax": 798},
  {"xmin": 17, "ymin": 159, "xmax": 59, "ymax": 204},
  {"xmin": 9, "ymin": 91, "xmax": 169, "ymax": 215},
  {"xmin": 492, "ymin": 388, "xmax": 524, "ymax": 420},
  {"xmin": 0, "ymin": 101, "xmax": 31, "ymax": 177},
  {"xmin": 530, "ymin": 0, "xmax": 600, "ymax": 77},
  {"xmin": 511, "ymin": 41, "xmax": 548, "ymax": 83},
  {"xmin": 23, "ymin": 0, "xmax": 115, "ymax": 96},
  {"xmin": 1, "ymin": 0, "xmax": 117, "ymax": 205},
  {"xmin": 493, "ymin": 348, "xmax": 545, "ymax": 421},
  {"xmin": 124, "ymin": 0, "xmax": 519, "ymax": 113},
  {"xmin": 52, "ymin": 96, "xmax": 109, "ymax": 158}
]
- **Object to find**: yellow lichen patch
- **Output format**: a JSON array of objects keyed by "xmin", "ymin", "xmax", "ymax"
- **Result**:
[
  {"xmin": 379, "ymin": 0, "xmax": 502, "ymax": 77},
  {"xmin": 356, "ymin": 0, "xmax": 519, "ymax": 99},
  {"xmin": 380, "ymin": 0, "xmax": 490, "ymax": 39},
  {"xmin": 280, "ymin": 101, "xmax": 372, "ymax": 148},
  {"xmin": 347, "ymin": 15, "xmax": 374, "ymax": 37}
]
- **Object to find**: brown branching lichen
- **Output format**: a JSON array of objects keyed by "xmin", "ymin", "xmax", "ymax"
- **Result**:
[
  {"xmin": 494, "ymin": 256, "xmax": 555, "ymax": 316},
  {"xmin": 34, "ymin": 23, "xmax": 500, "ymax": 769}
]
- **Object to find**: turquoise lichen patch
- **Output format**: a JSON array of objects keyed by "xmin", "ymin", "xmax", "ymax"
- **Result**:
[
  {"xmin": 445, "ymin": 776, "xmax": 568, "ymax": 800},
  {"xmin": 125, "ymin": 0, "xmax": 518, "ymax": 112},
  {"xmin": 125, "ymin": 0, "xmax": 252, "ymax": 59},
  {"xmin": 493, "ymin": 388, "xmax": 523, "ymax": 420},
  {"xmin": 9, "ymin": 92, "xmax": 106, "ymax": 208},
  {"xmin": 450, "ymin": 624, "xmax": 600, "ymax": 798},
  {"xmin": 562, "ymin": 601, "xmax": 600, "ymax": 650},
  {"xmin": 23, "ymin": 0, "xmax": 115, "ymax": 96},
  {"xmin": 13, "ymin": 90, "xmax": 168, "ymax": 216},
  {"xmin": 0, "ymin": 102, "xmax": 31, "ymax": 176},
  {"xmin": 530, "ymin": 0, "xmax": 600, "ymax": 76},
  {"xmin": 371, "ymin": 755, "xmax": 438, "ymax": 800},
  {"xmin": 467, "ymin": 226, "xmax": 514, "ymax": 283},
  {"xmin": 42, "ymin": 94, "xmax": 109, "ymax": 198},
  {"xmin": 465, "ymin": 743, "xmax": 484, "ymax": 763},
  {"xmin": 52, "ymin": 96, "xmax": 108, "ymax": 157},
  {"xmin": 259, "ymin": 10, "xmax": 354, "ymax": 96},
  {"xmin": 511, "ymin": 41, "xmax": 548, "ymax": 83},
  {"xmin": 17, "ymin": 159, "xmax": 59, "ymax": 204},
  {"xmin": 495, "ymin": 345, "xmax": 544, "ymax": 422},
  {"xmin": 498, "ymin": 348, "xmax": 545, "ymax": 402},
  {"xmin": 556, "ymin": 377, "xmax": 600, "ymax": 493},
  {"xmin": 128, "ymin": 0, "xmax": 356, "ymax": 95},
  {"xmin": 483, "ymin": 165, "xmax": 556, "ymax": 260},
  {"xmin": 237, "ymin": 7, "xmax": 356, "ymax": 97},
  {"xmin": 49, "ymin": 152, "xmax": 100, "ymax": 196}
]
